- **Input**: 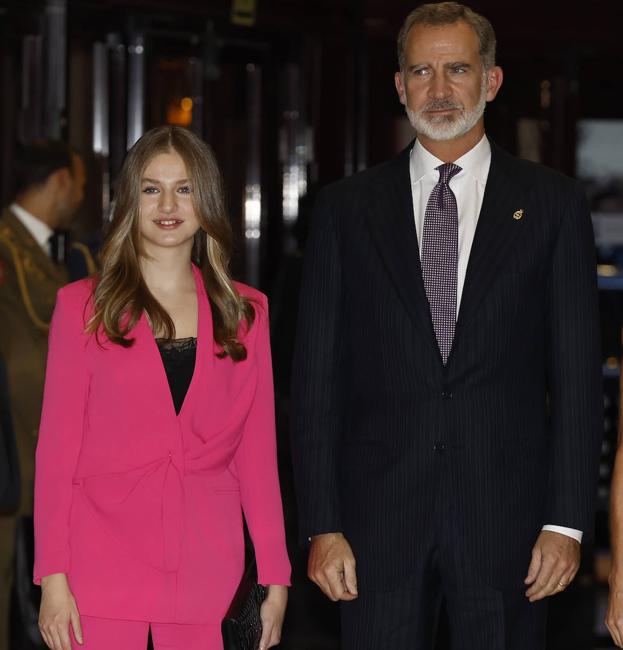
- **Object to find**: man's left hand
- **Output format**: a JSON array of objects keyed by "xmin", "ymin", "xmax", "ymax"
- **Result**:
[{"xmin": 524, "ymin": 530, "xmax": 580, "ymax": 602}]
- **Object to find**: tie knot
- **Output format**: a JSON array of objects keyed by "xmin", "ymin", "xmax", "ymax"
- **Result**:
[{"xmin": 436, "ymin": 163, "xmax": 462, "ymax": 185}]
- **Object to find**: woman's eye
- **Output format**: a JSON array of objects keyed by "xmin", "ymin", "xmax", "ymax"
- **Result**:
[
  {"xmin": 177, "ymin": 186, "xmax": 192, "ymax": 194},
  {"xmin": 142, "ymin": 186, "xmax": 159, "ymax": 194}
]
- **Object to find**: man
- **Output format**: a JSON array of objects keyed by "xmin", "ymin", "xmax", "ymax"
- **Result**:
[
  {"xmin": 0, "ymin": 355, "xmax": 19, "ymax": 514},
  {"xmin": 0, "ymin": 140, "xmax": 86, "ymax": 650},
  {"xmin": 290, "ymin": 3, "xmax": 602, "ymax": 649}
]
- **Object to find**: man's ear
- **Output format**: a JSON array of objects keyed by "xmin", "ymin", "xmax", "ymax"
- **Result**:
[
  {"xmin": 485, "ymin": 66, "xmax": 503, "ymax": 102},
  {"xmin": 48, "ymin": 167, "xmax": 72, "ymax": 196},
  {"xmin": 394, "ymin": 71, "xmax": 407, "ymax": 106}
]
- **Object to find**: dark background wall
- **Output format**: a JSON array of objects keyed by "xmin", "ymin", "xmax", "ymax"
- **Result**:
[
  {"xmin": 2, "ymin": 0, "xmax": 622, "ymax": 287},
  {"xmin": 1, "ymin": 2, "xmax": 622, "ymax": 647}
]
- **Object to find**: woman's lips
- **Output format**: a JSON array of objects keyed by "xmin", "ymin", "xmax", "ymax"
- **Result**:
[{"xmin": 153, "ymin": 218, "xmax": 184, "ymax": 229}]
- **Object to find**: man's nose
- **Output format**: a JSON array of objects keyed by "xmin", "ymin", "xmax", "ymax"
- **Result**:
[{"xmin": 428, "ymin": 74, "xmax": 450, "ymax": 99}]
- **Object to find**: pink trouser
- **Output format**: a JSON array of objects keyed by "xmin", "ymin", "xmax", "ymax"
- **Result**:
[{"xmin": 71, "ymin": 616, "xmax": 223, "ymax": 650}]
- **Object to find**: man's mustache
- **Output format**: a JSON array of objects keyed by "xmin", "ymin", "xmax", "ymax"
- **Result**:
[{"xmin": 420, "ymin": 99, "xmax": 463, "ymax": 112}]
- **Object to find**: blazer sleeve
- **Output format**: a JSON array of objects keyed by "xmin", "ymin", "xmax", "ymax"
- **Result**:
[
  {"xmin": 33, "ymin": 287, "xmax": 90, "ymax": 583},
  {"xmin": 290, "ymin": 188, "xmax": 345, "ymax": 542},
  {"xmin": 233, "ymin": 293, "xmax": 291, "ymax": 586},
  {"xmin": 545, "ymin": 183, "xmax": 602, "ymax": 537}
]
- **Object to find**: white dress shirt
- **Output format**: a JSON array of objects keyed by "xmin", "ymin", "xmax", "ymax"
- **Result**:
[
  {"xmin": 10, "ymin": 203, "xmax": 53, "ymax": 257},
  {"xmin": 409, "ymin": 136, "xmax": 582, "ymax": 544}
]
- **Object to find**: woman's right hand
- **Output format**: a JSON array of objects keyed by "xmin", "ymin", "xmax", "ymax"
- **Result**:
[{"xmin": 39, "ymin": 573, "xmax": 83, "ymax": 650}]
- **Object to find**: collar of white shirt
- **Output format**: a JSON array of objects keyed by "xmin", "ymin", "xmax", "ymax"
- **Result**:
[
  {"xmin": 9, "ymin": 203, "xmax": 54, "ymax": 256},
  {"xmin": 410, "ymin": 134, "xmax": 491, "ymax": 186}
]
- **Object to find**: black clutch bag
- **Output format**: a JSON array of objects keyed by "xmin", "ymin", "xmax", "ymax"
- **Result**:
[{"xmin": 221, "ymin": 559, "xmax": 267, "ymax": 650}]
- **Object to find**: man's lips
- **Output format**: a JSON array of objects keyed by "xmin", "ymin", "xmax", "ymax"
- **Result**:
[{"xmin": 425, "ymin": 107, "xmax": 459, "ymax": 114}]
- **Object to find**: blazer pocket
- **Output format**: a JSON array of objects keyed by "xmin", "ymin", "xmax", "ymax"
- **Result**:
[
  {"xmin": 210, "ymin": 467, "xmax": 241, "ymax": 494},
  {"xmin": 213, "ymin": 487, "xmax": 240, "ymax": 494}
]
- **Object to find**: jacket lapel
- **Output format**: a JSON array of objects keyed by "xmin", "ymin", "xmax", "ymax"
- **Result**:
[
  {"xmin": 364, "ymin": 142, "xmax": 529, "ymax": 362},
  {"xmin": 137, "ymin": 264, "xmax": 211, "ymax": 423},
  {"xmin": 453, "ymin": 144, "xmax": 528, "ymax": 349},
  {"xmin": 365, "ymin": 145, "xmax": 438, "ymax": 352}
]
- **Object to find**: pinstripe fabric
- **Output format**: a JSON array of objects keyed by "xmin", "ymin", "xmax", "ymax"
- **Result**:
[
  {"xmin": 339, "ymin": 449, "xmax": 547, "ymax": 649},
  {"xmin": 290, "ymin": 141, "xmax": 602, "ymax": 645},
  {"xmin": 341, "ymin": 553, "xmax": 547, "ymax": 650}
]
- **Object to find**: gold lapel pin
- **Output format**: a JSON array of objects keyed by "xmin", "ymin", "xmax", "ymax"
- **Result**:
[{"xmin": 513, "ymin": 209, "xmax": 524, "ymax": 221}]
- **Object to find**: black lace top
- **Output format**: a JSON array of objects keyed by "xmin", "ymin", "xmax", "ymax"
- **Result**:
[{"xmin": 156, "ymin": 337, "xmax": 197, "ymax": 415}]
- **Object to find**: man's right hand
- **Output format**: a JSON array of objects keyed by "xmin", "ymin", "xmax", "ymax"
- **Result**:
[
  {"xmin": 607, "ymin": 569, "xmax": 623, "ymax": 647},
  {"xmin": 308, "ymin": 532, "xmax": 358, "ymax": 601},
  {"xmin": 39, "ymin": 573, "xmax": 83, "ymax": 650}
]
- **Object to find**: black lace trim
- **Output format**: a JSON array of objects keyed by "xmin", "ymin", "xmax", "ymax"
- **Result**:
[
  {"xmin": 156, "ymin": 336, "xmax": 197, "ymax": 357},
  {"xmin": 155, "ymin": 337, "xmax": 197, "ymax": 414}
]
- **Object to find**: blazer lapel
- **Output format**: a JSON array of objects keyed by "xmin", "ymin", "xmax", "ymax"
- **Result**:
[
  {"xmin": 138, "ymin": 264, "xmax": 211, "ymax": 423},
  {"xmin": 365, "ymin": 146, "xmax": 438, "ymax": 351},
  {"xmin": 453, "ymin": 144, "xmax": 528, "ymax": 348},
  {"xmin": 183, "ymin": 264, "xmax": 212, "ymax": 413}
]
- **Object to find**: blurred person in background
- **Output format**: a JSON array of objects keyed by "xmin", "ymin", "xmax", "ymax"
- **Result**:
[
  {"xmin": 34, "ymin": 126, "xmax": 290, "ymax": 650},
  {"xmin": 0, "ymin": 354, "xmax": 19, "ymax": 515},
  {"xmin": 0, "ymin": 140, "xmax": 86, "ymax": 650},
  {"xmin": 290, "ymin": 3, "xmax": 602, "ymax": 649}
]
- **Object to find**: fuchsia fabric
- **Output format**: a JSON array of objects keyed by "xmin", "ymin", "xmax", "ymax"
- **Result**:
[
  {"xmin": 71, "ymin": 616, "xmax": 222, "ymax": 650},
  {"xmin": 34, "ymin": 264, "xmax": 290, "ymax": 624}
]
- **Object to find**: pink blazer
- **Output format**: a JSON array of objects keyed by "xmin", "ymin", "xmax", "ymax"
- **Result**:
[{"xmin": 34, "ymin": 265, "xmax": 291, "ymax": 624}]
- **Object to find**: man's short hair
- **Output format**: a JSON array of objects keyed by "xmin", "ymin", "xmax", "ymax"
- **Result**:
[
  {"xmin": 397, "ymin": 2, "xmax": 497, "ymax": 72},
  {"xmin": 12, "ymin": 140, "xmax": 76, "ymax": 197}
]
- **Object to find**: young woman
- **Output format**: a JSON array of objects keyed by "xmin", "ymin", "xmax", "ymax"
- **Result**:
[{"xmin": 34, "ymin": 126, "xmax": 290, "ymax": 650}]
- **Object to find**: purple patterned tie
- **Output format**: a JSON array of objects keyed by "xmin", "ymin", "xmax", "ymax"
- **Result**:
[{"xmin": 421, "ymin": 162, "xmax": 462, "ymax": 364}]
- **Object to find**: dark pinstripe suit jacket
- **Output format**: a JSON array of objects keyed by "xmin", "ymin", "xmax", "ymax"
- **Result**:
[{"xmin": 290, "ymin": 141, "xmax": 603, "ymax": 591}]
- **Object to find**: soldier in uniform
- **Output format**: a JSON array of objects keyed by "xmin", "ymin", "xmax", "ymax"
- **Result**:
[{"xmin": 0, "ymin": 140, "xmax": 88, "ymax": 650}]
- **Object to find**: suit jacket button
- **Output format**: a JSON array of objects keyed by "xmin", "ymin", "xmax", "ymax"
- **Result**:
[{"xmin": 441, "ymin": 391, "xmax": 452, "ymax": 399}]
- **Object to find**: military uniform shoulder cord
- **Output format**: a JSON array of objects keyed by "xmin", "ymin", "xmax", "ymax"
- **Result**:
[
  {"xmin": 70, "ymin": 241, "xmax": 98, "ymax": 275},
  {"xmin": 0, "ymin": 225, "xmax": 51, "ymax": 333}
]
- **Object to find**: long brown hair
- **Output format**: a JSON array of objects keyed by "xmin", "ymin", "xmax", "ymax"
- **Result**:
[{"xmin": 87, "ymin": 125, "xmax": 254, "ymax": 361}]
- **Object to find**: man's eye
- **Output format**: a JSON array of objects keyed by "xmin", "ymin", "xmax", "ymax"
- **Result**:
[
  {"xmin": 451, "ymin": 66, "xmax": 466, "ymax": 74},
  {"xmin": 178, "ymin": 186, "xmax": 192, "ymax": 194},
  {"xmin": 142, "ymin": 186, "xmax": 159, "ymax": 194},
  {"xmin": 413, "ymin": 68, "xmax": 429, "ymax": 77}
]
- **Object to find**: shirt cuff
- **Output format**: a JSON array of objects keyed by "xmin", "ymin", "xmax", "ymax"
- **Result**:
[{"xmin": 542, "ymin": 525, "xmax": 583, "ymax": 543}]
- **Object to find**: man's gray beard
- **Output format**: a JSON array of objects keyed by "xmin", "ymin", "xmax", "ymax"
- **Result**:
[{"xmin": 405, "ymin": 75, "xmax": 488, "ymax": 141}]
